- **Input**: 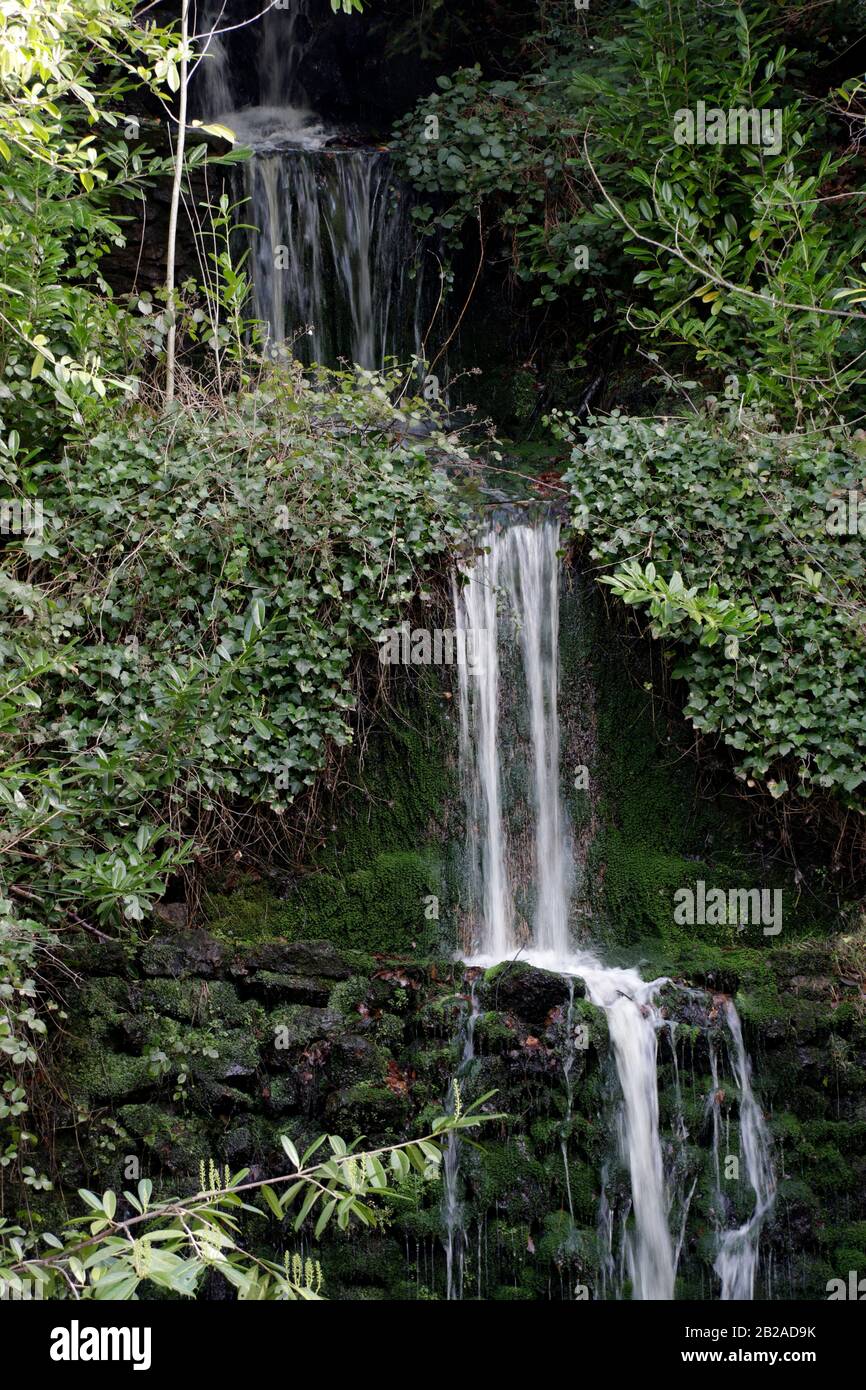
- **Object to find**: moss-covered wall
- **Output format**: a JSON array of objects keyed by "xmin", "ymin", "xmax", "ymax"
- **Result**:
[
  {"xmin": 205, "ymin": 665, "xmax": 462, "ymax": 957},
  {"xmin": 35, "ymin": 935, "xmax": 612, "ymax": 1300},
  {"xmin": 29, "ymin": 926, "xmax": 866, "ymax": 1300}
]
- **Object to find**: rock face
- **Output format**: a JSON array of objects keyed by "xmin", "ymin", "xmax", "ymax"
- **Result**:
[
  {"xmin": 40, "ymin": 922, "xmax": 866, "ymax": 1301},
  {"xmin": 479, "ymin": 960, "xmax": 580, "ymax": 1027}
]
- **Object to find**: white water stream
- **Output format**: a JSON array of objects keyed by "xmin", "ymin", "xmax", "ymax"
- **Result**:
[{"xmin": 452, "ymin": 513, "xmax": 775, "ymax": 1300}]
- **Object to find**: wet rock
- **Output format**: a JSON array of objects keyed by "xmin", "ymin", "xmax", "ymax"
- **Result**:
[
  {"xmin": 141, "ymin": 931, "xmax": 224, "ymax": 978},
  {"xmin": 153, "ymin": 901, "xmax": 188, "ymax": 931},
  {"xmin": 324, "ymin": 1081, "xmax": 409, "ymax": 1132},
  {"xmin": 789, "ymin": 975, "xmax": 836, "ymax": 1000},
  {"xmin": 65, "ymin": 938, "xmax": 132, "ymax": 978},
  {"xmin": 261, "ymin": 1075, "xmax": 299, "ymax": 1115},
  {"xmin": 474, "ymin": 1010, "xmax": 518, "ymax": 1053},
  {"xmin": 795, "ymin": 1044, "xmax": 822, "ymax": 1076},
  {"xmin": 479, "ymin": 961, "xmax": 579, "ymax": 1027},
  {"xmin": 223, "ymin": 1126, "xmax": 253, "ymax": 1164},
  {"xmin": 241, "ymin": 939, "xmax": 352, "ymax": 981},
  {"xmin": 246, "ymin": 970, "xmax": 334, "ymax": 1005},
  {"xmin": 266, "ymin": 1005, "xmax": 343, "ymax": 1066},
  {"xmin": 328, "ymin": 1034, "xmax": 385, "ymax": 1085}
]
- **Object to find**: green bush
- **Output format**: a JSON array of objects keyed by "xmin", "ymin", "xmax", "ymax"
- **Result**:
[
  {"xmin": 1, "ymin": 373, "xmax": 468, "ymax": 922},
  {"xmin": 0, "ymin": 371, "xmax": 467, "ymax": 1181},
  {"xmin": 565, "ymin": 399, "xmax": 866, "ymax": 812}
]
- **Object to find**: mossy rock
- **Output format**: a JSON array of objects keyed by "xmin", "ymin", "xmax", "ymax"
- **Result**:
[
  {"xmin": 247, "ymin": 970, "xmax": 339, "ymax": 1006},
  {"xmin": 115, "ymin": 1104, "xmax": 213, "ymax": 1176},
  {"xmin": 140, "ymin": 931, "xmax": 224, "ymax": 978},
  {"xmin": 327, "ymin": 1033, "xmax": 388, "ymax": 1086},
  {"xmin": 71, "ymin": 1051, "xmax": 155, "ymax": 1103},
  {"xmin": 324, "ymin": 1081, "xmax": 410, "ymax": 1133},
  {"xmin": 188, "ymin": 1029, "xmax": 261, "ymax": 1083},
  {"xmin": 131, "ymin": 978, "xmax": 252, "ymax": 1028},
  {"xmin": 474, "ymin": 1010, "xmax": 518, "ymax": 1053},
  {"xmin": 266, "ymin": 1004, "xmax": 343, "ymax": 1057},
  {"xmin": 74, "ymin": 976, "xmax": 132, "ymax": 1040},
  {"xmin": 480, "ymin": 961, "xmax": 574, "ymax": 1028},
  {"xmin": 242, "ymin": 939, "xmax": 353, "ymax": 979}
]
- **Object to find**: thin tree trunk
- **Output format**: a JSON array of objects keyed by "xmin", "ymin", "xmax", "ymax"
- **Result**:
[{"xmin": 165, "ymin": 0, "xmax": 190, "ymax": 406}]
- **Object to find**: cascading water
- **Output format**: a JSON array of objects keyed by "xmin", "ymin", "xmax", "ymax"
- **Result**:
[
  {"xmin": 442, "ymin": 980, "xmax": 480, "ymax": 1301},
  {"xmin": 452, "ymin": 510, "xmax": 775, "ymax": 1299},
  {"xmin": 192, "ymin": 1, "xmax": 425, "ymax": 366},
  {"xmin": 712, "ymin": 1002, "xmax": 777, "ymax": 1299},
  {"xmin": 243, "ymin": 150, "xmax": 424, "ymax": 367}
]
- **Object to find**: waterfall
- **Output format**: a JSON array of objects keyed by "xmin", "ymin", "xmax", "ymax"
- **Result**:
[
  {"xmin": 259, "ymin": 0, "xmax": 313, "ymax": 109},
  {"xmin": 578, "ymin": 962, "xmax": 676, "ymax": 1300},
  {"xmin": 452, "ymin": 510, "xmax": 775, "ymax": 1300},
  {"xmin": 453, "ymin": 516, "xmax": 574, "ymax": 959},
  {"xmin": 712, "ymin": 1001, "xmax": 777, "ymax": 1299},
  {"xmin": 191, "ymin": 1, "xmax": 425, "ymax": 367},
  {"xmin": 243, "ymin": 149, "xmax": 423, "ymax": 367},
  {"xmin": 452, "ymin": 537, "xmax": 513, "ymax": 961},
  {"xmin": 442, "ymin": 980, "xmax": 480, "ymax": 1301}
]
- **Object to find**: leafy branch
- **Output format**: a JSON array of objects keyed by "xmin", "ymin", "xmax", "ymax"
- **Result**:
[
  {"xmin": 0, "ymin": 1095, "xmax": 501, "ymax": 1300},
  {"xmin": 599, "ymin": 558, "xmax": 763, "ymax": 653}
]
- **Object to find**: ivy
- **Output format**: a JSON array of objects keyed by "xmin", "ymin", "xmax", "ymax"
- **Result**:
[
  {"xmin": 1, "ymin": 371, "xmax": 469, "ymax": 915},
  {"xmin": 0, "ymin": 369, "xmax": 469, "ymax": 1182},
  {"xmin": 564, "ymin": 394, "xmax": 866, "ymax": 810}
]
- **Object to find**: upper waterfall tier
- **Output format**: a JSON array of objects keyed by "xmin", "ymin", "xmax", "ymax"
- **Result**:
[{"xmin": 192, "ymin": 1, "xmax": 427, "ymax": 368}]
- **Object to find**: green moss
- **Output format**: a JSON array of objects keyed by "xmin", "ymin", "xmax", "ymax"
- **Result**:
[
  {"xmin": 185, "ymin": 1029, "xmax": 261, "ymax": 1082},
  {"xmin": 266, "ymin": 1004, "xmax": 342, "ymax": 1050},
  {"xmin": 328, "ymin": 975, "xmax": 372, "ymax": 1017},
  {"xmin": 535, "ymin": 1212, "xmax": 599, "ymax": 1280},
  {"xmin": 136, "ymin": 978, "xmax": 253, "ymax": 1028},
  {"xmin": 374, "ymin": 1012, "xmax": 406, "ymax": 1051},
  {"xmin": 559, "ymin": 572, "xmax": 835, "ymax": 953},
  {"xmin": 71, "ymin": 1051, "xmax": 154, "ymax": 1103},
  {"xmin": 203, "ymin": 667, "xmax": 459, "ymax": 956},
  {"xmin": 116, "ymin": 1104, "xmax": 212, "ymax": 1176},
  {"xmin": 75, "ymin": 977, "xmax": 130, "ymax": 1040},
  {"xmin": 206, "ymin": 851, "xmax": 442, "ymax": 955},
  {"xmin": 475, "ymin": 1010, "xmax": 517, "ymax": 1052},
  {"xmin": 325, "ymin": 1081, "xmax": 410, "ymax": 1133}
]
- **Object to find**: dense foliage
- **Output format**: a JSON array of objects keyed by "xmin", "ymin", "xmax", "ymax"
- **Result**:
[
  {"xmin": 0, "ymin": 373, "xmax": 467, "ymax": 1183},
  {"xmin": 0, "ymin": 1100, "xmax": 495, "ymax": 1299},
  {"xmin": 2, "ymin": 0, "xmax": 866, "ymax": 1305},
  {"xmin": 393, "ymin": 0, "xmax": 866, "ymax": 418},
  {"xmin": 393, "ymin": 0, "xmax": 866, "ymax": 854},
  {"xmin": 0, "ymin": 0, "xmax": 469, "ymax": 1202},
  {"xmin": 564, "ymin": 395, "xmax": 866, "ymax": 815},
  {"xmin": 0, "ymin": 0, "xmax": 186, "ymax": 444}
]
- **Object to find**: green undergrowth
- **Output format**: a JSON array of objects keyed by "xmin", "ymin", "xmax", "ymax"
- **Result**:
[
  {"xmin": 0, "ymin": 371, "xmax": 470, "ymax": 1191},
  {"xmin": 559, "ymin": 567, "xmax": 837, "ymax": 955},
  {"xmin": 205, "ymin": 665, "xmax": 460, "ymax": 954},
  {"xmin": 565, "ymin": 404, "xmax": 866, "ymax": 825}
]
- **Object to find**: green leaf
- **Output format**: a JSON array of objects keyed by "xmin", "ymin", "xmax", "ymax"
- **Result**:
[
  {"xmin": 260, "ymin": 1185, "xmax": 284, "ymax": 1220},
  {"xmin": 280, "ymin": 1136, "xmax": 300, "ymax": 1168}
]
